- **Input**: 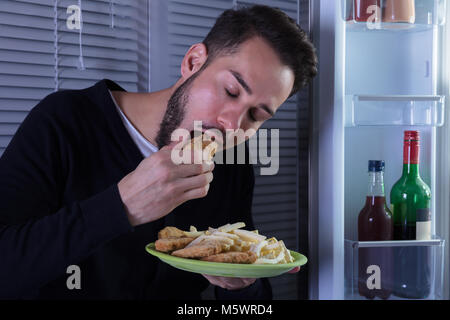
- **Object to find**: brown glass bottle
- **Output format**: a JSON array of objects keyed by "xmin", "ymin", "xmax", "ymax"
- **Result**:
[{"xmin": 358, "ymin": 160, "xmax": 393, "ymax": 299}]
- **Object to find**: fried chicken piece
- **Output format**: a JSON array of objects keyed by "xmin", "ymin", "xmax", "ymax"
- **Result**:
[
  {"xmin": 155, "ymin": 237, "xmax": 195, "ymax": 253},
  {"xmin": 171, "ymin": 240, "xmax": 223, "ymax": 258},
  {"xmin": 201, "ymin": 251, "xmax": 257, "ymax": 264},
  {"xmin": 158, "ymin": 226, "xmax": 186, "ymax": 239},
  {"xmin": 183, "ymin": 133, "xmax": 218, "ymax": 162}
]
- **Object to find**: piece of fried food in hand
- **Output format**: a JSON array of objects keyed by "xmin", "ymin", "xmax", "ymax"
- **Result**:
[
  {"xmin": 158, "ymin": 226, "xmax": 186, "ymax": 239},
  {"xmin": 171, "ymin": 240, "xmax": 222, "ymax": 258},
  {"xmin": 155, "ymin": 237, "xmax": 195, "ymax": 253},
  {"xmin": 200, "ymin": 251, "xmax": 257, "ymax": 264},
  {"xmin": 183, "ymin": 133, "xmax": 218, "ymax": 162}
]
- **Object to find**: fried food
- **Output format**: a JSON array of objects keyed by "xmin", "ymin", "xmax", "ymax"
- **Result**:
[
  {"xmin": 201, "ymin": 251, "xmax": 257, "ymax": 264},
  {"xmin": 171, "ymin": 240, "xmax": 223, "ymax": 258},
  {"xmin": 153, "ymin": 222, "xmax": 295, "ymax": 265},
  {"xmin": 155, "ymin": 237, "xmax": 195, "ymax": 253},
  {"xmin": 183, "ymin": 133, "xmax": 218, "ymax": 162},
  {"xmin": 158, "ymin": 226, "xmax": 186, "ymax": 239},
  {"xmin": 186, "ymin": 234, "xmax": 234, "ymax": 248}
]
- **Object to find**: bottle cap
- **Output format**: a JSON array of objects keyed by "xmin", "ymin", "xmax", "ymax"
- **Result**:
[
  {"xmin": 404, "ymin": 130, "xmax": 420, "ymax": 141},
  {"xmin": 368, "ymin": 160, "xmax": 385, "ymax": 172}
]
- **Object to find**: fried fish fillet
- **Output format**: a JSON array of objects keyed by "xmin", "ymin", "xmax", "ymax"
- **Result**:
[
  {"xmin": 171, "ymin": 240, "xmax": 222, "ymax": 258},
  {"xmin": 158, "ymin": 226, "xmax": 186, "ymax": 239},
  {"xmin": 200, "ymin": 251, "xmax": 257, "ymax": 264},
  {"xmin": 155, "ymin": 237, "xmax": 195, "ymax": 253}
]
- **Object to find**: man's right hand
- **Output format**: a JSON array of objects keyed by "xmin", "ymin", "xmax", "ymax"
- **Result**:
[{"xmin": 117, "ymin": 143, "xmax": 214, "ymax": 227}]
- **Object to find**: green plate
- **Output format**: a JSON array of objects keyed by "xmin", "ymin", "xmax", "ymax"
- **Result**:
[{"xmin": 145, "ymin": 242, "xmax": 307, "ymax": 278}]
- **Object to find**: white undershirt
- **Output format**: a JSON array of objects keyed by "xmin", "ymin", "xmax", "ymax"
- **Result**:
[{"xmin": 109, "ymin": 90, "xmax": 159, "ymax": 158}]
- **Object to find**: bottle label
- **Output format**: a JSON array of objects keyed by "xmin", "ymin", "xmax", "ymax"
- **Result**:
[{"xmin": 416, "ymin": 208, "xmax": 431, "ymax": 240}]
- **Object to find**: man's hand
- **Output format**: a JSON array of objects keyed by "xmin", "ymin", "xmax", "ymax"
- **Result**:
[
  {"xmin": 118, "ymin": 143, "xmax": 214, "ymax": 226},
  {"xmin": 202, "ymin": 274, "xmax": 256, "ymax": 291},
  {"xmin": 202, "ymin": 267, "xmax": 300, "ymax": 291},
  {"xmin": 288, "ymin": 267, "xmax": 300, "ymax": 273}
]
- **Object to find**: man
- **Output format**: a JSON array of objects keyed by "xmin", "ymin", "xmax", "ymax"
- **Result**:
[{"xmin": 0, "ymin": 5, "xmax": 317, "ymax": 299}]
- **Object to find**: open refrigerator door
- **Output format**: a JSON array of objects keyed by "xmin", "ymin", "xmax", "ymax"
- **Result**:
[{"xmin": 309, "ymin": 0, "xmax": 449, "ymax": 300}]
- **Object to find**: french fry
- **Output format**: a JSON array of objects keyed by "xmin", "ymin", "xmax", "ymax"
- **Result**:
[
  {"xmin": 279, "ymin": 240, "xmax": 294, "ymax": 263},
  {"xmin": 183, "ymin": 231, "xmax": 204, "ymax": 238},
  {"xmin": 219, "ymin": 222, "xmax": 245, "ymax": 233},
  {"xmin": 255, "ymin": 251, "xmax": 285, "ymax": 264},
  {"xmin": 181, "ymin": 226, "xmax": 205, "ymax": 238},
  {"xmin": 249, "ymin": 240, "xmax": 268, "ymax": 256},
  {"xmin": 207, "ymin": 227, "xmax": 217, "ymax": 235},
  {"xmin": 233, "ymin": 229, "xmax": 267, "ymax": 242},
  {"xmin": 211, "ymin": 231, "xmax": 240, "ymax": 240},
  {"xmin": 206, "ymin": 235, "xmax": 234, "ymax": 245},
  {"xmin": 185, "ymin": 235, "xmax": 208, "ymax": 248},
  {"xmin": 265, "ymin": 242, "xmax": 280, "ymax": 251},
  {"xmin": 185, "ymin": 234, "xmax": 234, "ymax": 248},
  {"xmin": 217, "ymin": 223, "xmax": 230, "ymax": 232}
]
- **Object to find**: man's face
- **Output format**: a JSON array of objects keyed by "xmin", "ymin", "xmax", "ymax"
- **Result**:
[{"xmin": 156, "ymin": 36, "xmax": 295, "ymax": 149}]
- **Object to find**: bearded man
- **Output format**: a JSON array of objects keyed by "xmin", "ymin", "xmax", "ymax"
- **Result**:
[{"xmin": 0, "ymin": 5, "xmax": 317, "ymax": 299}]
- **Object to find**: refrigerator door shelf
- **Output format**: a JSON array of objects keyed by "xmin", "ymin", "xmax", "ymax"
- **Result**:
[
  {"xmin": 346, "ymin": 21, "xmax": 434, "ymax": 33},
  {"xmin": 345, "ymin": 94, "xmax": 446, "ymax": 127},
  {"xmin": 342, "ymin": 0, "xmax": 447, "ymax": 28},
  {"xmin": 344, "ymin": 237, "xmax": 445, "ymax": 300},
  {"xmin": 352, "ymin": 238, "xmax": 443, "ymax": 248}
]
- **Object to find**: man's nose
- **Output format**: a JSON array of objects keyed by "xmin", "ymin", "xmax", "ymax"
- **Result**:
[{"xmin": 217, "ymin": 108, "xmax": 243, "ymax": 130}]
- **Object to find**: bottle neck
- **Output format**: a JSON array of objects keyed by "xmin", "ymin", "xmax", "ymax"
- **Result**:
[
  {"xmin": 367, "ymin": 171, "xmax": 385, "ymax": 197},
  {"xmin": 402, "ymin": 163, "xmax": 420, "ymax": 177},
  {"xmin": 403, "ymin": 139, "xmax": 420, "ymax": 177}
]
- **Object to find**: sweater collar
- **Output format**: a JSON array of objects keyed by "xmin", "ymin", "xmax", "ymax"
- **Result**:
[{"xmin": 88, "ymin": 79, "xmax": 145, "ymax": 170}]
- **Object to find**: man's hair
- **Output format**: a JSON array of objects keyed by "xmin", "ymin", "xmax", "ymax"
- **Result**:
[{"xmin": 202, "ymin": 5, "xmax": 318, "ymax": 97}]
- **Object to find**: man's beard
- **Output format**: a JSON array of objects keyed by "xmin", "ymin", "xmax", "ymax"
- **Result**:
[{"xmin": 155, "ymin": 71, "xmax": 201, "ymax": 149}]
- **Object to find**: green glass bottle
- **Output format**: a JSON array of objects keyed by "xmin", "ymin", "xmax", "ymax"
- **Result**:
[{"xmin": 390, "ymin": 130, "xmax": 432, "ymax": 299}]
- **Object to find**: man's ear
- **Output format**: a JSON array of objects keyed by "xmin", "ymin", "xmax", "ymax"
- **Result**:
[{"xmin": 180, "ymin": 43, "xmax": 208, "ymax": 79}]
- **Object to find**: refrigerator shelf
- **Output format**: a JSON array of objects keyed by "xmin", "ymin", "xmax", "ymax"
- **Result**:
[
  {"xmin": 345, "ymin": 94, "xmax": 446, "ymax": 127},
  {"xmin": 344, "ymin": 238, "xmax": 445, "ymax": 300}
]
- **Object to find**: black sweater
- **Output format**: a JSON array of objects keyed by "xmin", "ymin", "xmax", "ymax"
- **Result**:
[{"xmin": 0, "ymin": 79, "xmax": 272, "ymax": 300}]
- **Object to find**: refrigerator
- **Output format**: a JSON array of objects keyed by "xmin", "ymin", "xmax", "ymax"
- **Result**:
[{"xmin": 308, "ymin": 0, "xmax": 450, "ymax": 299}]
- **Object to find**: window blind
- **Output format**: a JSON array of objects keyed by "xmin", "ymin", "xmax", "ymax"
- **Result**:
[{"xmin": 0, "ymin": 0, "xmax": 149, "ymax": 157}]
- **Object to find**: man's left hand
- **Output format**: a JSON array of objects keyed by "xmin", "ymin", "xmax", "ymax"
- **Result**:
[
  {"xmin": 202, "ymin": 267, "xmax": 300, "ymax": 290},
  {"xmin": 288, "ymin": 267, "xmax": 300, "ymax": 273}
]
